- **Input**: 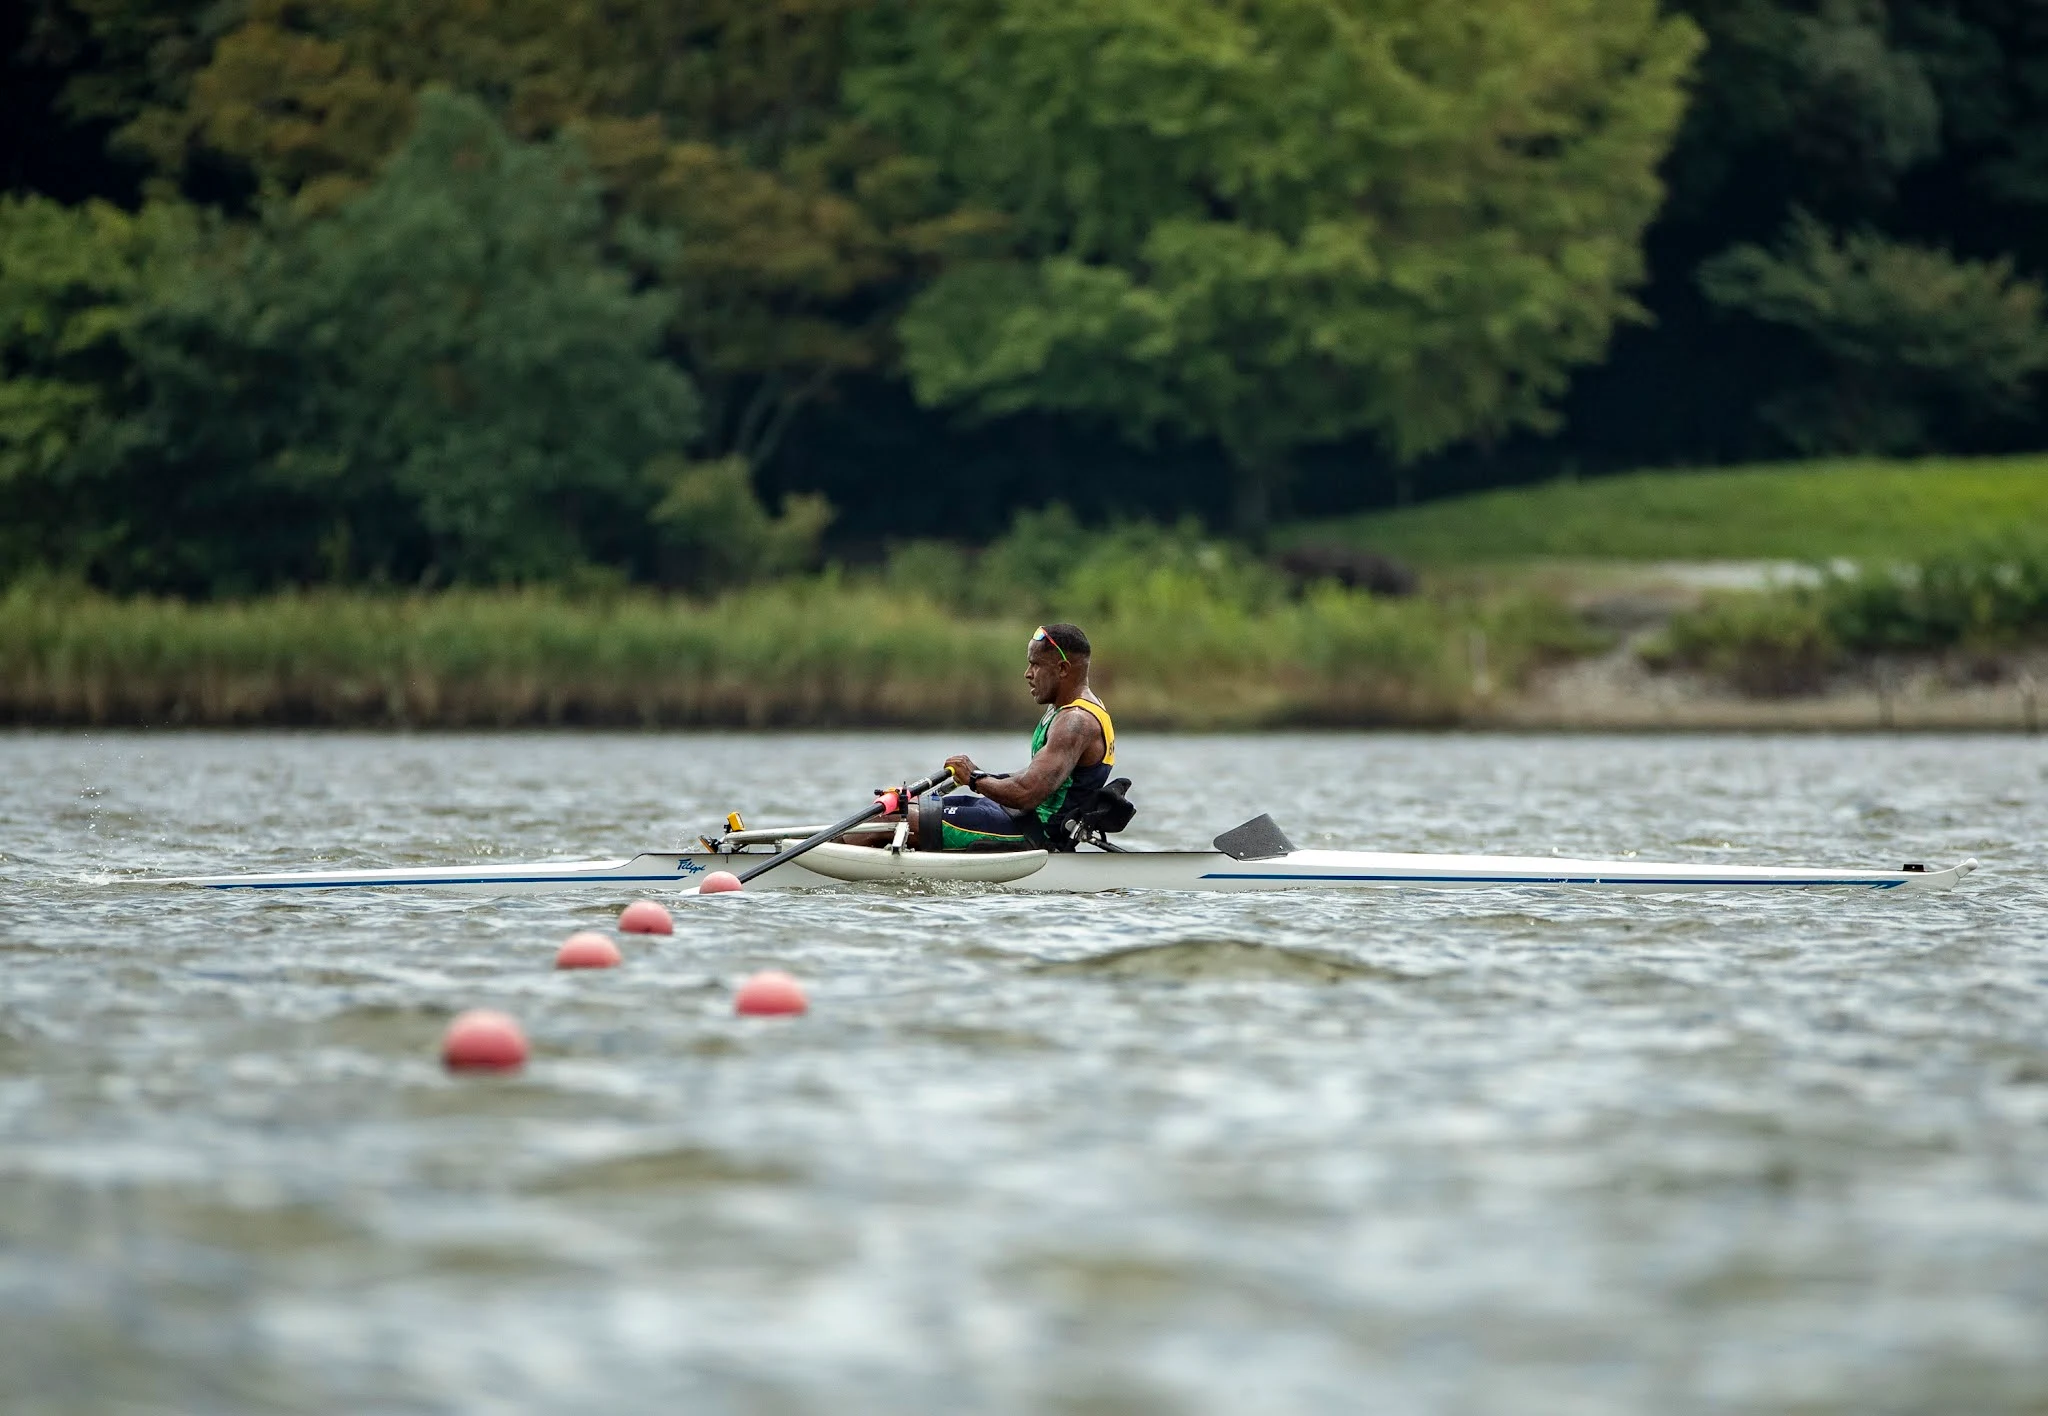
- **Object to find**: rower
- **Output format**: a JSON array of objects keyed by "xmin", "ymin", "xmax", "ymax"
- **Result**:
[{"xmin": 910, "ymin": 623, "xmax": 1124, "ymax": 851}]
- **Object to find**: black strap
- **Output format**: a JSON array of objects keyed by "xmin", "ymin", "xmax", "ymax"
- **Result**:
[
  {"xmin": 915, "ymin": 793, "xmax": 946, "ymax": 851},
  {"xmin": 1006, "ymin": 807, "xmax": 1052, "ymax": 849}
]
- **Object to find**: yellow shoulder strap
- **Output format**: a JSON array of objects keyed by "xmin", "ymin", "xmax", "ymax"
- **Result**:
[{"xmin": 1060, "ymin": 698, "xmax": 1115, "ymax": 766}]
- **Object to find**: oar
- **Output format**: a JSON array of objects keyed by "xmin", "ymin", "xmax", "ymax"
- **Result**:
[{"xmin": 729, "ymin": 768, "xmax": 957, "ymax": 886}]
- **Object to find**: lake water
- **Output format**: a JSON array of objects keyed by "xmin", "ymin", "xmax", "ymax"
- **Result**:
[{"xmin": 2, "ymin": 730, "xmax": 2044, "ymax": 1414}]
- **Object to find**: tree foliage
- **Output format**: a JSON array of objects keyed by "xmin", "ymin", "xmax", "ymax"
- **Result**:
[
  {"xmin": 1700, "ymin": 212, "xmax": 2048, "ymax": 452},
  {"xmin": 1598, "ymin": 1, "xmax": 2048, "ymax": 462},
  {"xmin": 63, "ymin": 0, "xmax": 981, "ymax": 474},
  {"xmin": 1666, "ymin": 0, "xmax": 2048, "ymax": 224},
  {"xmin": 648, "ymin": 455, "xmax": 833, "ymax": 589},
  {"xmin": 15, "ymin": 0, "xmax": 2048, "ymax": 566},
  {"xmin": 849, "ymin": 0, "xmax": 1700, "ymax": 532},
  {"xmin": 189, "ymin": 90, "xmax": 698, "ymax": 584},
  {"xmin": 1666, "ymin": 0, "xmax": 1939, "ymax": 213},
  {"xmin": 2, "ymin": 93, "xmax": 701, "ymax": 590},
  {"xmin": 0, "ymin": 193, "xmax": 200, "ymax": 580}
]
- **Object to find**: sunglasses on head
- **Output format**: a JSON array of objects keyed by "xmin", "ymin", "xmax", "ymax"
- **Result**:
[{"xmin": 1030, "ymin": 626, "xmax": 1069, "ymax": 663}]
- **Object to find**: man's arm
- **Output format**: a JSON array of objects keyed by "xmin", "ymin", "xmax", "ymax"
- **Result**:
[{"xmin": 947, "ymin": 711, "xmax": 1098, "ymax": 811}]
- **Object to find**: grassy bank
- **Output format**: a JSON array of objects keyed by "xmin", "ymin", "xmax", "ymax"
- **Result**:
[
  {"xmin": 1306, "ymin": 455, "xmax": 2048, "ymax": 564},
  {"xmin": 0, "ymin": 578, "xmax": 1595, "ymax": 730},
  {"xmin": 1641, "ymin": 540, "xmax": 2048, "ymax": 694},
  {"xmin": 34, "ymin": 459, "xmax": 2048, "ymax": 728}
]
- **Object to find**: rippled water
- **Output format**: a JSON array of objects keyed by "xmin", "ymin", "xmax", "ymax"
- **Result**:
[{"xmin": 3, "ymin": 730, "xmax": 2045, "ymax": 1414}]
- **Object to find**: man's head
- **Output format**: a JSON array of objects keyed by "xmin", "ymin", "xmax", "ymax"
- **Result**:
[{"xmin": 1025, "ymin": 623, "xmax": 1090, "ymax": 704}]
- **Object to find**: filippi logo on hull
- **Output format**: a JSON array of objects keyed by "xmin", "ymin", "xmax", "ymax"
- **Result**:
[{"xmin": 676, "ymin": 857, "xmax": 705, "ymax": 876}]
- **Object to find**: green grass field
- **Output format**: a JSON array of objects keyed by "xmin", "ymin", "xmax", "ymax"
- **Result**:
[{"xmin": 1302, "ymin": 455, "xmax": 2048, "ymax": 564}]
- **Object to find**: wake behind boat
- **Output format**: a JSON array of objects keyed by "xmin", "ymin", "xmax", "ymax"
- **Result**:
[{"xmin": 160, "ymin": 813, "xmax": 1977, "ymax": 896}]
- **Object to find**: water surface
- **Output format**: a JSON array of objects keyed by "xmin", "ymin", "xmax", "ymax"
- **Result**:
[{"xmin": 2, "ymin": 731, "xmax": 2044, "ymax": 1413}]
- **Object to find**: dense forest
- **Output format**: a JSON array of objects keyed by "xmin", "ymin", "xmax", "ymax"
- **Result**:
[{"xmin": 4, "ymin": 0, "xmax": 2048, "ymax": 594}]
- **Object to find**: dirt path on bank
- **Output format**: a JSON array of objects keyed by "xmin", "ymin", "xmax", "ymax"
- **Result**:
[
  {"xmin": 1485, "ymin": 644, "xmax": 2047, "ymax": 730},
  {"xmin": 1465, "ymin": 561, "xmax": 2048, "ymax": 731}
]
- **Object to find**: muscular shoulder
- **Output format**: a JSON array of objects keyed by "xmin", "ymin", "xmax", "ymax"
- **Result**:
[{"xmin": 1047, "ymin": 702, "xmax": 1105, "ymax": 757}]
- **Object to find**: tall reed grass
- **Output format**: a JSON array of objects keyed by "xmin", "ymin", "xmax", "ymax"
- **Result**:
[{"xmin": 0, "ymin": 575, "xmax": 1593, "ymax": 729}]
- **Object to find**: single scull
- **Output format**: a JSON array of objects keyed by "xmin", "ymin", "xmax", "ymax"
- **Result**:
[{"xmin": 156, "ymin": 814, "xmax": 1977, "ymax": 896}]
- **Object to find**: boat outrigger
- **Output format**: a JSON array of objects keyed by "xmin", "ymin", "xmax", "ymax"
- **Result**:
[{"xmin": 160, "ymin": 805, "xmax": 1978, "ymax": 898}]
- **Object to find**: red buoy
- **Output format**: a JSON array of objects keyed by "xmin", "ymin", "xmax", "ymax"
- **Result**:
[
  {"xmin": 734, "ymin": 970, "xmax": 807, "ymax": 1017},
  {"xmin": 699, "ymin": 871, "xmax": 743, "ymax": 895},
  {"xmin": 555, "ymin": 930, "xmax": 622, "ymax": 969},
  {"xmin": 442, "ymin": 1009, "xmax": 528, "ymax": 1071},
  {"xmin": 617, "ymin": 899, "xmax": 673, "ymax": 934}
]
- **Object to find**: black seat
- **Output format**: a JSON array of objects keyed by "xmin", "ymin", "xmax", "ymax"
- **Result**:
[{"xmin": 1035, "ymin": 777, "xmax": 1136, "ymax": 852}]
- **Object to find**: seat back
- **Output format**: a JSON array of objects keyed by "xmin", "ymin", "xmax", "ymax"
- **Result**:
[{"xmin": 1049, "ymin": 777, "xmax": 1136, "ymax": 851}]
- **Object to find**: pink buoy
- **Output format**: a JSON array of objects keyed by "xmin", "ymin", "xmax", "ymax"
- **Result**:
[
  {"xmin": 617, "ymin": 899, "xmax": 673, "ymax": 934},
  {"xmin": 699, "ymin": 871, "xmax": 743, "ymax": 895},
  {"xmin": 441, "ymin": 1009, "xmax": 528, "ymax": 1071},
  {"xmin": 555, "ymin": 930, "xmax": 623, "ymax": 969},
  {"xmin": 734, "ymin": 970, "xmax": 807, "ymax": 1017}
]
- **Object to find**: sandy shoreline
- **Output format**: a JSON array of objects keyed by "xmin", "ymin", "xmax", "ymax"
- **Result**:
[{"xmin": 1480, "ymin": 645, "xmax": 2048, "ymax": 731}]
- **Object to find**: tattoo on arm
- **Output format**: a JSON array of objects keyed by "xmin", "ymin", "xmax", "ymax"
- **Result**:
[{"xmin": 981, "ymin": 709, "xmax": 1094, "ymax": 810}]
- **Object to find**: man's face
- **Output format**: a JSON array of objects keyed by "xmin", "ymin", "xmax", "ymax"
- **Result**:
[{"xmin": 1025, "ymin": 642, "xmax": 1064, "ymax": 704}]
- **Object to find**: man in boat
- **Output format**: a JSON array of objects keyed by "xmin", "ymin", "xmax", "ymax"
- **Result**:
[{"xmin": 872, "ymin": 622, "xmax": 1119, "ymax": 851}]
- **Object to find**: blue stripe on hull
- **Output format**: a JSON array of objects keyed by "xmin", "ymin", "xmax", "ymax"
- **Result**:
[
  {"xmin": 1198, "ymin": 873, "xmax": 1904, "ymax": 888},
  {"xmin": 203, "ymin": 873, "xmax": 697, "ymax": 890}
]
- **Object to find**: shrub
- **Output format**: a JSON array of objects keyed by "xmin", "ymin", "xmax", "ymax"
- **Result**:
[
  {"xmin": 1822, "ymin": 540, "xmax": 2048, "ymax": 650},
  {"xmin": 1700, "ymin": 214, "xmax": 2048, "ymax": 453},
  {"xmin": 1642, "ymin": 590, "xmax": 1839, "ymax": 694},
  {"xmin": 649, "ymin": 455, "xmax": 833, "ymax": 589},
  {"xmin": 888, "ymin": 505, "xmax": 1289, "ymax": 620},
  {"xmin": 1645, "ymin": 538, "xmax": 2048, "ymax": 692}
]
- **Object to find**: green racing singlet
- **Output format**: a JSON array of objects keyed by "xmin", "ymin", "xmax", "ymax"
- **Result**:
[
  {"xmin": 1029, "ymin": 698, "xmax": 1116, "ymax": 824},
  {"xmin": 931, "ymin": 697, "xmax": 1118, "ymax": 850}
]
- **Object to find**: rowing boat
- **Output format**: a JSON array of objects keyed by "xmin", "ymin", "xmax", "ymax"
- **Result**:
[{"xmin": 158, "ymin": 814, "xmax": 1978, "ymax": 896}]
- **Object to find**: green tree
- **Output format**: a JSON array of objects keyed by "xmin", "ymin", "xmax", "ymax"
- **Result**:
[
  {"xmin": 0, "ymin": 194, "xmax": 201, "ymax": 582},
  {"xmin": 1914, "ymin": 0, "xmax": 2048, "ymax": 214},
  {"xmin": 1573, "ymin": 1, "xmax": 2048, "ymax": 464},
  {"xmin": 1699, "ymin": 212, "xmax": 2048, "ymax": 452},
  {"xmin": 1665, "ymin": 1, "xmax": 2048, "ymax": 223},
  {"xmin": 44, "ymin": 0, "xmax": 982, "ymax": 476},
  {"xmin": 144, "ymin": 90, "xmax": 701, "ymax": 584},
  {"xmin": 1665, "ymin": 0, "xmax": 1940, "ymax": 214},
  {"xmin": 1, "ymin": 93, "xmax": 706, "ymax": 591},
  {"xmin": 647, "ymin": 455, "xmax": 833, "ymax": 589},
  {"xmin": 850, "ymin": 0, "xmax": 1699, "ymax": 533}
]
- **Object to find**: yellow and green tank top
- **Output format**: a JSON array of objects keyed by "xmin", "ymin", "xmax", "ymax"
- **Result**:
[{"xmin": 1030, "ymin": 697, "xmax": 1115, "ymax": 823}]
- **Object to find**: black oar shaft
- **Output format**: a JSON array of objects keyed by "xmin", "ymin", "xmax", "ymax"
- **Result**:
[{"xmin": 734, "ymin": 770, "xmax": 951, "ymax": 885}]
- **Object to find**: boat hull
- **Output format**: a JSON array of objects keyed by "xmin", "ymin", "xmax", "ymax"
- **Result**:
[
  {"xmin": 161, "ymin": 848, "xmax": 1977, "ymax": 896},
  {"xmin": 797, "ymin": 842, "xmax": 1052, "ymax": 884}
]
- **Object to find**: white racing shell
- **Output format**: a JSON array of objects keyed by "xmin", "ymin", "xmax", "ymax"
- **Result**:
[{"xmin": 158, "ymin": 845, "xmax": 1978, "ymax": 896}]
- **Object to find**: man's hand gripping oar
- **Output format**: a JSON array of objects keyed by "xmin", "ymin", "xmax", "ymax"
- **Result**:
[{"xmin": 690, "ymin": 768, "xmax": 959, "ymax": 894}]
